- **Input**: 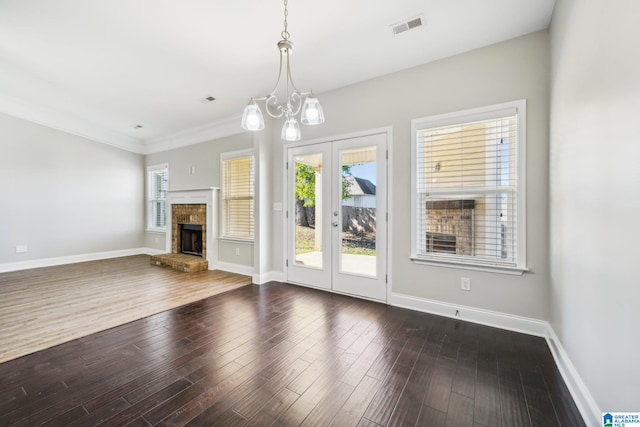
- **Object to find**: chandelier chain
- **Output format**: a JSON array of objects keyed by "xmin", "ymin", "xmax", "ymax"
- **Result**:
[{"xmin": 281, "ymin": 0, "xmax": 290, "ymax": 40}]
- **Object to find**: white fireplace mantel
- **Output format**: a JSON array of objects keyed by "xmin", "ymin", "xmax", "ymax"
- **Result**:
[{"xmin": 166, "ymin": 188, "xmax": 219, "ymax": 270}]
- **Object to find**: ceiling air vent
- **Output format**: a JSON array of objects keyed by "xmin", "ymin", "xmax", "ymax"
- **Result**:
[{"xmin": 391, "ymin": 14, "xmax": 425, "ymax": 35}]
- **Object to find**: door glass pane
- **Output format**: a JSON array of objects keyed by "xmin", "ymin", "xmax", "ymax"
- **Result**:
[
  {"xmin": 340, "ymin": 146, "xmax": 377, "ymax": 277},
  {"xmin": 294, "ymin": 153, "xmax": 323, "ymax": 268}
]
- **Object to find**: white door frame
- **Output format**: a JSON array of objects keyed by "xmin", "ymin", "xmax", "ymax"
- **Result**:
[
  {"xmin": 282, "ymin": 127, "xmax": 393, "ymax": 303},
  {"xmin": 285, "ymin": 143, "xmax": 333, "ymax": 289}
]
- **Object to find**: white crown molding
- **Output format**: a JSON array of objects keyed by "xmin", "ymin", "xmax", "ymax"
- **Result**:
[
  {"xmin": 0, "ymin": 92, "xmax": 245, "ymax": 155},
  {"xmin": 142, "ymin": 115, "xmax": 244, "ymax": 154},
  {"xmin": 0, "ymin": 95, "xmax": 147, "ymax": 154}
]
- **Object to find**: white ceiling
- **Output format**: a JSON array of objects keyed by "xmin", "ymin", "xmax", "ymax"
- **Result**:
[{"xmin": 0, "ymin": 0, "xmax": 556, "ymax": 154}]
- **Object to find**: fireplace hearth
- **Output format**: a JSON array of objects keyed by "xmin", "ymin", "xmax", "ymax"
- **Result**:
[
  {"xmin": 150, "ymin": 188, "xmax": 219, "ymax": 273},
  {"xmin": 151, "ymin": 202, "xmax": 209, "ymax": 273}
]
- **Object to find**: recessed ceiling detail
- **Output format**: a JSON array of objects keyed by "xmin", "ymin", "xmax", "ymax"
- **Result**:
[{"xmin": 0, "ymin": 0, "xmax": 556, "ymax": 154}]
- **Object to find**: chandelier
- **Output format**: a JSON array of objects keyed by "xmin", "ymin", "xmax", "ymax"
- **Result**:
[{"xmin": 240, "ymin": 0, "xmax": 324, "ymax": 141}]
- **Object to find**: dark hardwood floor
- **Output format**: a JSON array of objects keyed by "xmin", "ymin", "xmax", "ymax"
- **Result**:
[{"xmin": 0, "ymin": 281, "xmax": 585, "ymax": 426}]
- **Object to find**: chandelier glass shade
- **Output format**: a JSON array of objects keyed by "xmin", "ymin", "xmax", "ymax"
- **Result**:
[
  {"xmin": 240, "ymin": 0, "xmax": 324, "ymax": 141},
  {"xmin": 241, "ymin": 99, "xmax": 265, "ymax": 131}
]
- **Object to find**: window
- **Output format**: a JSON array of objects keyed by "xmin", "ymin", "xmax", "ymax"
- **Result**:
[
  {"xmin": 411, "ymin": 100, "xmax": 526, "ymax": 273},
  {"xmin": 221, "ymin": 150, "xmax": 255, "ymax": 240},
  {"xmin": 147, "ymin": 164, "xmax": 168, "ymax": 231}
]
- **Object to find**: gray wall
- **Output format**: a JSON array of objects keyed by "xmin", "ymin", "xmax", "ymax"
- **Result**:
[
  {"xmin": 144, "ymin": 132, "xmax": 255, "ymax": 268},
  {"xmin": 549, "ymin": 0, "xmax": 640, "ymax": 411},
  {"xmin": 0, "ymin": 112, "xmax": 144, "ymax": 264},
  {"xmin": 3, "ymin": 5, "xmax": 636, "ymax": 414},
  {"xmin": 267, "ymin": 31, "xmax": 551, "ymax": 320}
]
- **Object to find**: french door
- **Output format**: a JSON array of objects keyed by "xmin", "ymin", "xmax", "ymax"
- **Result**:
[{"xmin": 286, "ymin": 133, "xmax": 387, "ymax": 301}]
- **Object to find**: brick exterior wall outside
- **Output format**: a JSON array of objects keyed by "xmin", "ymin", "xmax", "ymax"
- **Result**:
[{"xmin": 426, "ymin": 206, "xmax": 474, "ymax": 255}]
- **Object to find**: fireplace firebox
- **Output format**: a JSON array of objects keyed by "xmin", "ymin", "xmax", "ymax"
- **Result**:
[{"xmin": 180, "ymin": 224, "xmax": 203, "ymax": 256}]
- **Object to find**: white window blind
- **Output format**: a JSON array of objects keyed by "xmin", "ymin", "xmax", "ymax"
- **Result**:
[
  {"xmin": 412, "ymin": 101, "xmax": 526, "ymax": 271},
  {"xmin": 222, "ymin": 153, "xmax": 255, "ymax": 240},
  {"xmin": 147, "ymin": 164, "xmax": 168, "ymax": 230}
]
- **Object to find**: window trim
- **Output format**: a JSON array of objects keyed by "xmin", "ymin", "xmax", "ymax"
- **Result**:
[
  {"xmin": 146, "ymin": 163, "xmax": 168, "ymax": 233},
  {"xmin": 220, "ymin": 149, "xmax": 255, "ymax": 241},
  {"xmin": 410, "ymin": 100, "xmax": 527, "ymax": 274}
]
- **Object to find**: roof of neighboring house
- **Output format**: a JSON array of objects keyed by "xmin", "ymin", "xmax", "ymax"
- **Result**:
[{"xmin": 345, "ymin": 176, "xmax": 376, "ymax": 196}]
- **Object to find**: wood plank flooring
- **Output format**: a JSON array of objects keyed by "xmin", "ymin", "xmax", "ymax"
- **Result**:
[
  {"xmin": 0, "ymin": 271, "xmax": 585, "ymax": 426},
  {"xmin": 0, "ymin": 255, "xmax": 251, "ymax": 363}
]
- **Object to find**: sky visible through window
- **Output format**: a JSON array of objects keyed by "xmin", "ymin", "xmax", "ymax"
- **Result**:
[{"xmin": 348, "ymin": 162, "xmax": 376, "ymax": 185}]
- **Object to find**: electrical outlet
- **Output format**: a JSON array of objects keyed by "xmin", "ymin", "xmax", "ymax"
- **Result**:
[
  {"xmin": 461, "ymin": 277, "xmax": 471, "ymax": 291},
  {"xmin": 15, "ymin": 245, "xmax": 28, "ymax": 253},
  {"xmin": 235, "ymin": 248, "xmax": 240, "ymax": 256}
]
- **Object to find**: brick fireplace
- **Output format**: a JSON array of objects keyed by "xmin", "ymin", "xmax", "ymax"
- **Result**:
[
  {"xmin": 150, "ymin": 188, "xmax": 219, "ymax": 273},
  {"xmin": 171, "ymin": 203, "xmax": 207, "ymax": 259}
]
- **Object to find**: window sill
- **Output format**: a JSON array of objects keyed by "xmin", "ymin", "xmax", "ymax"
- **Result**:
[
  {"xmin": 218, "ymin": 237, "xmax": 254, "ymax": 244},
  {"xmin": 146, "ymin": 228, "xmax": 166, "ymax": 234},
  {"xmin": 410, "ymin": 256, "xmax": 528, "ymax": 276}
]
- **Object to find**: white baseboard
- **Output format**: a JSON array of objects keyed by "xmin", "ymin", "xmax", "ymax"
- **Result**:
[
  {"xmin": 252, "ymin": 270, "xmax": 284, "ymax": 285},
  {"xmin": 215, "ymin": 261, "xmax": 254, "ymax": 278},
  {"xmin": 0, "ymin": 247, "xmax": 260, "ymax": 281},
  {"xmin": 0, "ymin": 248, "xmax": 149, "ymax": 273},
  {"xmin": 545, "ymin": 326, "xmax": 601, "ymax": 427},
  {"xmin": 391, "ymin": 292, "xmax": 548, "ymax": 336},
  {"xmin": 390, "ymin": 292, "xmax": 598, "ymax": 427},
  {"xmin": 142, "ymin": 247, "xmax": 166, "ymax": 256},
  {"xmin": 0, "ymin": 251, "xmax": 599, "ymax": 426}
]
